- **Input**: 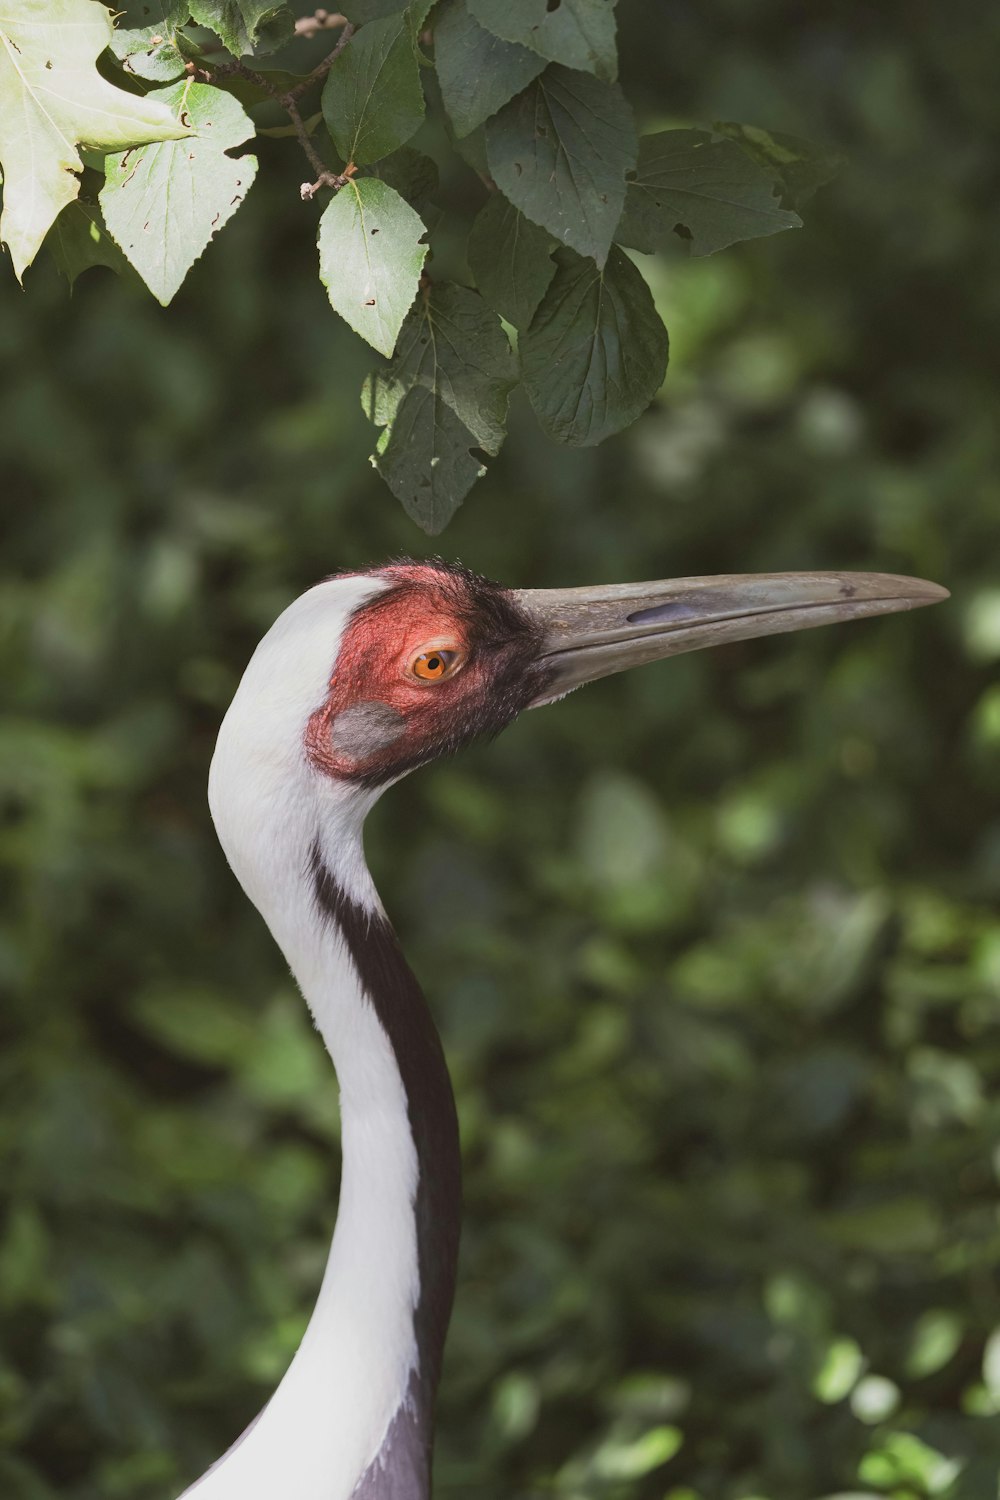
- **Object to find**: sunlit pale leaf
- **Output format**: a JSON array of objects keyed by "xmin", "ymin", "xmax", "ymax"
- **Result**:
[
  {"xmin": 485, "ymin": 65, "xmax": 635, "ymax": 265},
  {"xmin": 318, "ymin": 177, "xmax": 427, "ymax": 356},
  {"xmin": 521, "ymin": 245, "xmax": 667, "ymax": 445},
  {"xmin": 0, "ymin": 0, "xmax": 190, "ymax": 280},
  {"xmin": 100, "ymin": 80, "xmax": 257, "ymax": 304},
  {"xmin": 109, "ymin": 0, "xmax": 189, "ymax": 83}
]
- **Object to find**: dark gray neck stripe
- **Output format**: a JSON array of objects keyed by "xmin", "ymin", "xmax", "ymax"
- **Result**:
[{"xmin": 310, "ymin": 843, "xmax": 462, "ymax": 1489}]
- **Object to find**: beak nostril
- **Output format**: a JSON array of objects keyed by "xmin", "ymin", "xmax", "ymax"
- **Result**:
[{"xmin": 626, "ymin": 601, "xmax": 701, "ymax": 625}]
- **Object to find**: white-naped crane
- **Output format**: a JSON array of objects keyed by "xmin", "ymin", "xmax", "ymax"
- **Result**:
[{"xmin": 186, "ymin": 560, "xmax": 946, "ymax": 1500}]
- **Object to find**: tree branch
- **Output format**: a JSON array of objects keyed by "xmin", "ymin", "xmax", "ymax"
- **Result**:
[
  {"xmin": 285, "ymin": 19, "xmax": 354, "ymax": 100},
  {"xmin": 196, "ymin": 18, "xmax": 356, "ymax": 198}
]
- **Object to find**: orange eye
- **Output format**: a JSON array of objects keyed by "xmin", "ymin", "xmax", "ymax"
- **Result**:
[{"xmin": 408, "ymin": 646, "xmax": 464, "ymax": 682}]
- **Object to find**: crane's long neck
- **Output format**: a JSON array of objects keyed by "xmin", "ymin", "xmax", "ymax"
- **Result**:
[{"xmin": 189, "ymin": 766, "xmax": 461, "ymax": 1500}]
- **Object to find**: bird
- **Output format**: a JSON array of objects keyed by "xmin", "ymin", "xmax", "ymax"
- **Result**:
[{"xmin": 184, "ymin": 558, "xmax": 947, "ymax": 1500}]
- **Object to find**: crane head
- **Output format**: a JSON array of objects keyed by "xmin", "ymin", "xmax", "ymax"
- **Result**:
[{"xmin": 299, "ymin": 560, "xmax": 947, "ymax": 788}]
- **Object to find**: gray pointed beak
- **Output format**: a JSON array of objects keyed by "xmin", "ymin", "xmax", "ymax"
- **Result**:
[{"xmin": 516, "ymin": 571, "xmax": 949, "ymax": 707}]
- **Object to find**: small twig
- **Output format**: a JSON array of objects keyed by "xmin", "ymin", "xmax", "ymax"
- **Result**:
[
  {"xmin": 195, "ymin": 17, "xmax": 356, "ymax": 196},
  {"xmin": 190, "ymin": 55, "xmax": 272, "ymax": 91},
  {"xmin": 300, "ymin": 170, "xmax": 352, "ymax": 201},
  {"xmin": 285, "ymin": 94, "xmax": 331, "ymax": 180},
  {"xmin": 301, "ymin": 158, "xmax": 357, "ymax": 200},
  {"xmin": 285, "ymin": 20, "xmax": 354, "ymax": 99},
  {"xmin": 294, "ymin": 10, "xmax": 348, "ymax": 37}
]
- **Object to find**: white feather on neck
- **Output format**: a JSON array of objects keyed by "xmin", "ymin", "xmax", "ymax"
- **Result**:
[{"xmin": 185, "ymin": 576, "xmax": 421, "ymax": 1500}]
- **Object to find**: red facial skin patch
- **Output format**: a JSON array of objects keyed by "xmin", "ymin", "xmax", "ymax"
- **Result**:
[{"xmin": 305, "ymin": 564, "xmax": 546, "ymax": 786}]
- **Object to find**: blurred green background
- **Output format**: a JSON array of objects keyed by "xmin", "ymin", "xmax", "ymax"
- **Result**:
[{"xmin": 3, "ymin": 1, "xmax": 1000, "ymax": 1497}]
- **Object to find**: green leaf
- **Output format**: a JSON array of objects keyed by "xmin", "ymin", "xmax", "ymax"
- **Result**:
[
  {"xmin": 318, "ymin": 177, "xmax": 427, "ymax": 356},
  {"xmin": 452, "ymin": 122, "xmax": 489, "ymax": 177},
  {"xmin": 188, "ymin": 0, "xmax": 294, "ymax": 56},
  {"xmin": 99, "ymin": 80, "xmax": 257, "ymax": 305},
  {"xmin": 372, "ymin": 387, "xmax": 488, "ymax": 533},
  {"xmin": 322, "ymin": 11, "xmax": 426, "ymax": 166},
  {"xmin": 521, "ymin": 246, "xmax": 668, "ymax": 445},
  {"xmin": 363, "ymin": 281, "xmax": 517, "ymax": 529},
  {"xmin": 485, "ymin": 66, "xmax": 636, "ymax": 266},
  {"xmin": 110, "ymin": 1, "xmax": 190, "ymax": 83},
  {"xmin": 616, "ymin": 129, "xmax": 801, "ymax": 259},
  {"xmin": 468, "ymin": 193, "xmax": 555, "ymax": 327},
  {"xmin": 433, "ymin": 0, "xmax": 545, "ymax": 138},
  {"xmin": 0, "ymin": 0, "xmax": 190, "ymax": 281},
  {"xmin": 714, "ymin": 121, "xmax": 844, "ymax": 211},
  {"xmin": 46, "ymin": 201, "xmax": 135, "ymax": 286},
  {"xmin": 469, "ymin": 0, "xmax": 617, "ymax": 81}
]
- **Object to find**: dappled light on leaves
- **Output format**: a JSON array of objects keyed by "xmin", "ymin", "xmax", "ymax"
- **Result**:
[{"xmin": 2, "ymin": 0, "xmax": 811, "ymax": 524}]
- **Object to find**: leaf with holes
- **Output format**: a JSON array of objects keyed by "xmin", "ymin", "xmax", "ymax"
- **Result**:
[
  {"xmin": 469, "ymin": 0, "xmax": 617, "ymax": 81},
  {"xmin": 485, "ymin": 65, "xmax": 635, "ymax": 266},
  {"xmin": 0, "ymin": 0, "xmax": 190, "ymax": 281},
  {"xmin": 99, "ymin": 81, "xmax": 257, "ymax": 305},
  {"xmin": 110, "ymin": 0, "xmax": 190, "ymax": 83},
  {"xmin": 322, "ymin": 9, "xmax": 425, "ymax": 166},
  {"xmin": 468, "ymin": 193, "xmax": 555, "ymax": 328},
  {"xmin": 616, "ymin": 130, "xmax": 802, "ymax": 258},
  {"xmin": 521, "ymin": 245, "xmax": 668, "ymax": 445},
  {"xmin": 318, "ymin": 178, "xmax": 427, "ymax": 357},
  {"xmin": 363, "ymin": 282, "xmax": 517, "ymax": 529},
  {"xmin": 46, "ymin": 201, "xmax": 137, "ymax": 286},
  {"xmin": 713, "ymin": 121, "xmax": 845, "ymax": 211},
  {"xmin": 188, "ymin": 0, "xmax": 294, "ymax": 56},
  {"xmin": 433, "ymin": 0, "xmax": 545, "ymax": 138},
  {"xmin": 372, "ymin": 387, "xmax": 487, "ymax": 532}
]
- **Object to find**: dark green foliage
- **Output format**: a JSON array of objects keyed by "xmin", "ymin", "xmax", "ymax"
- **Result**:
[
  {"xmin": 468, "ymin": 0, "xmax": 618, "ymax": 81},
  {"xmin": 484, "ymin": 66, "xmax": 637, "ymax": 266},
  {"xmin": 5, "ymin": 3, "xmax": 1000, "ymax": 1499},
  {"xmin": 46, "ymin": 202, "xmax": 137, "ymax": 287},
  {"xmin": 467, "ymin": 194, "xmax": 556, "ymax": 329},
  {"xmin": 188, "ymin": 0, "xmax": 294, "ymax": 56},
  {"xmin": 520, "ymin": 246, "xmax": 669, "ymax": 445},
  {"xmin": 6, "ymin": 0, "xmax": 811, "ymax": 529},
  {"xmin": 433, "ymin": 0, "xmax": 546, "ymax": 139},
  {"xmin": 321, "ymin": 8, "xmax": 426, "ymax": 164},
  {"xmin": 338, "ymin": 0, "xmax": 410, "ymax": 21},
  {"xmin": 615, "ymin": 129, "xmax": 802, "ymax": 258},
  {"xmin": 712, "ymin": 123, "xmax": 846, "ymax": 212},
  {"xmin": 365, "ymin": 281, "xmax": 519, "ymax": 528}
]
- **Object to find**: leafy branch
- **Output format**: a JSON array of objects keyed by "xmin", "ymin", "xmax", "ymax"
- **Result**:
[{"xmin": 0, "ymin": 0, "xmax": 841, "ymax": 533}]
